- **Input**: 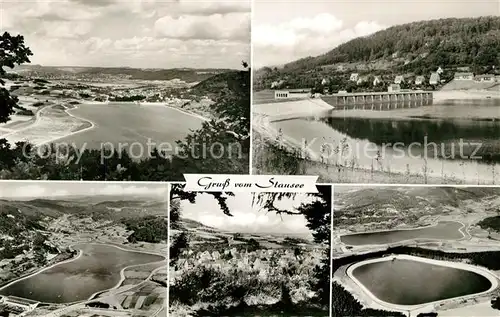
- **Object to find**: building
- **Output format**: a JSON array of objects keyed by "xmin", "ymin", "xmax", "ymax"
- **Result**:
[
  {"xmin": 474, "ymin": 74, "xmax": 495, "ymax": 82},
  {"xmin": 275, "ymin": 90, "xmax": 289, "ymax": 99},
  {"xmin": 457, "ymin": 66, "xmax": 470, "ymax": 72},
  {"xmin": 321, "ymin": 78, "xmax": 328, "ymax": 85},
  {"xmin": 1, "ymin": 296, "xmax": 39, "ymax": 314},
  {"xmin": 274, "ymin": 89, "xmax": 311, "ymax": 99},
  {"xmin": 270, "ymin": 80, "xmax": 284, "ymax": 89},
  {"xmin": 349, "ymin": 73, "xmax": 359, "ymax": 82},
  {"xmin": 454, "ymin": 72, "xmax": 474, "ymax": 80},
  {"xmin": 394, "ymin": 75, "xmax": 404, "ymax": 84},
  {"xmin": 415, "ymin": 76, "xmax": 425, "ymax": 85},
  {"xmin": 429, "ymin": 72, "xmax": 440, "ymax": 85},
  {"xmin": 436, "ymin": 66, "xmax": 444, "ymax": 74},
  {"xmin": 388, "ymin": 84, "xmax": 401, "ymax": 92},
  {"xmin": 356, "ymin": 76, "xmax": 368, "ymax": 85},
  {"xmin": 373, "ymin": 76, "xmax": 381, "ymax": 86},
  {"xmin": 337, "ymin": 65, "xmax": 345, "ymax": 71}
]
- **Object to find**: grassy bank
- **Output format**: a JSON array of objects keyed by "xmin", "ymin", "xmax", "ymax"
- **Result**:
[{"xmin": 252, "ymin": 130, "xmax": 465, "ymax": 184}]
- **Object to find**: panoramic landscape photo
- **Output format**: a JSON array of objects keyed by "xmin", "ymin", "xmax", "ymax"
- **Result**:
[
  {"xmin": 332, "ymin": 185, "xmax": 500, "ymax": 317},
  {"xmin": 0, "ymin": 181, "xmax": 168, "ymax": 317},
  {"xmin": 168, "ymin": 184, "xmax": 331, "ymax": 316},
  {"xmin": 0, "ymin": 0, "xmax": 250, "ymax": 181},
  {"xmin": 252, "ymin": 0, "xmax": 500, "ymax": 184}
]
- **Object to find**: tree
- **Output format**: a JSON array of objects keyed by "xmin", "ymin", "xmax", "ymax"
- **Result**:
[
  {"xmin": 169, "ymin": 184, "xmax": 332, "ymax": 308},
  {"xmin": 172, "ymin": 62, "xmax": 250, "ymax": 175},
  {"xmin": 0, "ymin": 32, "xmax": 33, "ymax": 123}
]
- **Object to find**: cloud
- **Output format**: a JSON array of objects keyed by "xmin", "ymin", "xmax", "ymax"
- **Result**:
[
  {"xmin": 181, "ymin": 193, "xmax": 312, "ymax": 234},
  {"xmin": 154, "ymin": 12, "xmax": 250, "ymax": 42},
  {"xmin": 253, "ymin": 13, "xmax": 386, "ymax": 67},
  {"xmin": 0, "ymin": 0, "xmax": 249, "ymax": 68},
  {"xmin": 0, "ymin": 182, "xmax": 167, "ymax": 199},
  {"xmin": 176, "ymin": 1, "xmax": 251, "ymax": 15}
]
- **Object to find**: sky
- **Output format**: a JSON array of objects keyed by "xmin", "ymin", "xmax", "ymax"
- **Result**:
[
  {"xmin": 180, "ymin": 192, "xmax": 318, "ymax": 236},
  {"xmin": 0, "ymin": 0, "xmax": 250, "ymax": 69},
  {"xmin": 253, "ymin": 0, "xmax": 499, "ymax": 68},
  {"xmin": 0, "ymin": 181, "xmax": 168, "ymax": 199}
]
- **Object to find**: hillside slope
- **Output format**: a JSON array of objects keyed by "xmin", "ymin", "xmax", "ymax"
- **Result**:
[
  {"xmin": 334, "ymin": 187, "xmax": 500, "ymax": 227},
  {"xmin": 255, "ymin": 17, "xmax": 500, "ymax": 90},
  {"xmin": 12, "ymin": 65, "xmax": 233, "ymax": 83},
  {"xmin": 285, "ymin": 16, "xmax": 499, "ymax": 72}
]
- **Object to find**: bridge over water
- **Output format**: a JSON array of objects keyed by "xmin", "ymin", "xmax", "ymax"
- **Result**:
[{"xmin": 322, "ymin": 91, "xmax": 433, "ymax": 110}]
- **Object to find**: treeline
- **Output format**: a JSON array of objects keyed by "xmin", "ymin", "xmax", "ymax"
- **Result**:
[
  {"xmin": 123, "ymin": 216, "xmax": 168, "ymax": 243},
  {"xmin": 477, "ymin": 216, "xmax": 500, "ymax": 232},
  {"xmin": 332, "ymin": 282, "xmax": 405, "ymax": 317},
  {"xmin": 286, "ymin": 17, "xmax": 500, "ymax": 72},
  {"xmin": 110, "ymin": 95, "xmax": 146, "ymax": 102},
  {"xmin": 255, "ymin": 17, "xmax": 500, "ymax": 90}
]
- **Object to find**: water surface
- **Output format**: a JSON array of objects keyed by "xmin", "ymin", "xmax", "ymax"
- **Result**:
[
  {"xmin": 353, "ymin": 258, "xmax": 492, "ymax": 305},
  {"xmin": 57, "ymin": 103, "xmax": 203, "ymax": 158},
  {"xmin": 340, "ymin": 221, "xmax": 464, "ymax": 245},
  {"xmin": 273, "ymin": 99, "xmax": 500, "ymax": 183},
  {"xmin": 0, "ymin": 244, "xmax": 164, "ymax": 303}
]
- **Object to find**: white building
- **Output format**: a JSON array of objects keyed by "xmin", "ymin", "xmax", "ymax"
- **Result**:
[
  {"xmin": 373, "ymin": 76, "xmax": 381, "ymax": 86},
  {"xmin": 474, "ymin": 74, "xmax": 495, "ymax": 82},
  {"xmin": 394, "ymin": 75, "xmax": 404, "ymax": 84},
  {"xmin": 388, "ymin": 84, "xmax": 401, "ymax": 92},
  {"xmin": 349, "ymin": 73, "xmax": 359, "ymax": 82},
  {"xmin": 415, "ymin": 76, "xmax": 425, "ymax": 85},
  {"xmin": 275, "ymin": 90, "xmax": 289, "ymax": 99},
  {"xmin": 429, "ymin": 72, "xmax": 440, "ymax": 85},
  {"xmin": 454, "ymin": 72, "xmax": 474, "ymax": 80}
]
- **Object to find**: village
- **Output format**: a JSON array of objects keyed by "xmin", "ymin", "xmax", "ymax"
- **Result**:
[
  {"xmin": 169, "ymin": 245, "xmax": 327, "ymax": 312},
  {"xmin": 269, "ymin": 66, "xmax": 500, "ymax": 99}
]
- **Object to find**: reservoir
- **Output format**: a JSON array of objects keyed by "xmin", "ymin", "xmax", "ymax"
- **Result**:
[
  {"xmin": 273, "ymin": 99, "xmax": 500, "ymax": 183},
  {"xmin": 56, "ymin": 102, "xmax": 203, "ymax": 159},
  {"xmin": 340, "ymin": 221, "xmax": 464, "ymax": 245},
  {"xmin": 352, "ymin": 257, "xmax": 493, "ymax": 305},
  {"xmin": 0, "ymin": 243, "xmax": 164, "ymax": 303}
]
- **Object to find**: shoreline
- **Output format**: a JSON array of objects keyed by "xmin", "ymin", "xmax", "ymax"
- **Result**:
[
  {"xmin": 345, "ymin": 254, "xmax": 499, "ymax": 314},
  {"xmin": 0, "ymin": 243, "xmax": 166, "ymax": 305},
  {"xmin": 1, "ymin": 103, "xmax": 96, "ymax": 147},
  {"xmin": 253, "ymin": 95, "xmax": 499, "ymax": 183},
  {"xmin": 36, "ymin": 104, "xmax": 96, "ymax": 147},
  {"xmin": 338, "ymin": 220, "xmax": 466, "ymax": 247}
]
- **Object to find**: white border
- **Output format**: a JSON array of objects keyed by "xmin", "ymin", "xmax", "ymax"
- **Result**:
[
  {"xmin": 330, "ymin": 185, "xmax": 334, "ymax": 317},
  {"xmin": 248, "ymin": 0, "xmax": 255, "ymax": 176},
  {"xmin": 166, "ymin": 183, "xmax": 171, "ymax": 317},
  {"xmin": 346, "ymin": 254, "xmax": 499, "ymax": 313}
]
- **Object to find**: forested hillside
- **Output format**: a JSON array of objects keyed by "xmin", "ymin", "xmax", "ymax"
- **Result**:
[{"xmin": 255, "ymin": 17, "xmax": 500, "ymax": 90}]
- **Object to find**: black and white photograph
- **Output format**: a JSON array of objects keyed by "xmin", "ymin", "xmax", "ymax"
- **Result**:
[
  {"xmin": 252, "ymin": 0, "xmax": 500, "ymax": 184},
  {"xmin": 168, "ymin": 184, "xmax": 331, "ymax": 316},
  {"xmin": 332, "ymin": 185, "xmax": 500, "ymax": 317},
  {"xmin": 0, "ymin": 0, "xmax": 250, "ymax": 181},
  {"xmin": 0, "ymin": 181, "xmax": 168, "ymax": 317}
]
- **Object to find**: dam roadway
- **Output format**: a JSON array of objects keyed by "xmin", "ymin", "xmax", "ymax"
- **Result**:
[{"xmin": 321, "ymin": 91, "xmax": 433, "ymax": 109}]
